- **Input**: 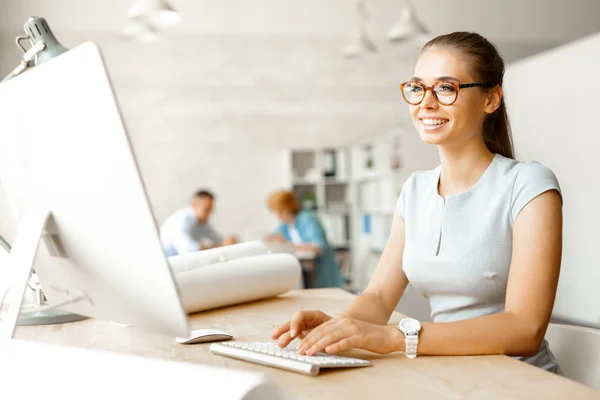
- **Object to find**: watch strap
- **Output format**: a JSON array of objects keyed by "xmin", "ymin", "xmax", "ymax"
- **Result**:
[{"xmin": 404, "ymin": 334, "xmax": 419, "ymax": 359}]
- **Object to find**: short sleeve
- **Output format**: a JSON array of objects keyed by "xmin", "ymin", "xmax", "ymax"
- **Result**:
[
  {"xmin": 396, "ymin": 173, "xmax": 416, "ymax": 220},
  {"xmin": 168, "ymin": 218, "xmax": 201, "ymax": 255},
  {"xmin": 300, "ymin": 213, "xmax": 327, "ymax": 249},
  {"xmin": 510, "ymin": 161, "xmax": 562, "ymax": 223}
]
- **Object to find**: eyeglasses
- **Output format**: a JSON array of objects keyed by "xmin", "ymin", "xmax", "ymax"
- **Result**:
[{"xmin": 399, "ymin": 81, "xmax": 495, "ymax": 106}]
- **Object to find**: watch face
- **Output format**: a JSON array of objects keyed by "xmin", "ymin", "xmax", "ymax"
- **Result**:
[{"xmin": 400, "ymin": 318, "xmax": 421, "ymax": 335}]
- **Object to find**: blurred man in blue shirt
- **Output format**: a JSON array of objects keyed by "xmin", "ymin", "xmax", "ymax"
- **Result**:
[{"xmin": 160, "ymin": 190, "xmax": 237, "ymax": 256}]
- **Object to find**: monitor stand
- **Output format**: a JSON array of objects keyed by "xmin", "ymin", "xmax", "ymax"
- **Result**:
[{"xmin": 0, "ymin": 208, "xmax": 86, "ymax": 340}]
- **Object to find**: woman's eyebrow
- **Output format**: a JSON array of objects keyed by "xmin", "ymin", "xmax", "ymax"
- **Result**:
[
  {"xmin": 410, "ymin": 76, "xmax": 461, "ymax": 83},
  {"xmin": 437, "ymin": 76, "xmax": 460, "ymax": 83}
]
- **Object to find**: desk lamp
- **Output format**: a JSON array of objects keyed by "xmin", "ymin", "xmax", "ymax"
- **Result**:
[{"xmin": 0, "ymin": 17, "xmax": 87, "ymax": 325}]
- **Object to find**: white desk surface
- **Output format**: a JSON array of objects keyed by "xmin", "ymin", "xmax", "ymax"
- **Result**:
[
  {"xmin": 14, "ymin": 289, "xmax": 600, "ymax": 399},
  {"xmin": 295, "ymin": 250, "xmax": 318, "ymax": 260}
]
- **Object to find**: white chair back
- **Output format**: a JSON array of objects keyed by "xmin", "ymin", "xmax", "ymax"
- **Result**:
[{"xmin": 545, "ymin": 323, "xmax": 600, "ymax": 390}]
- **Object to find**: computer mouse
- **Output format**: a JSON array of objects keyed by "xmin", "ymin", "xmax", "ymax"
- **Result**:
[{"xmin": 175, "ymin": 329, "xmax": 234, "ymax": 345}]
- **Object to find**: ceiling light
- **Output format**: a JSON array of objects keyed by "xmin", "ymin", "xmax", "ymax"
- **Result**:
[
  {"xmin": 122, "ymin": 0, "xmax": 180, "ymax": 41},
  {"xmin": 343, "ymin": 0, "xmax": 378, "ymax": 59},
  {"xmin": 127, "ymin": 0, "xmax": 181, "ymax": 28},
  {"xmin": 343, "ymin": 30, "xmax": 377, "ymax": 58},
  {"xmin": 122, "ymin": 17, "xmax": 159, "ymax": 42},
  {"xmin": 387, "ymin": 1, "xmax": 429, "ymax": 42}
]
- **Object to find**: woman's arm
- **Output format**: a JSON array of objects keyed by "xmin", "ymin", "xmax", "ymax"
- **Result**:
[
  {"xmin": 298, "ymin": 190, "xmax": 562, "ymax": 357},
  {"xmin": 295, "ymin": 243, "xmax": 322, "ymax": 254},
  {"xmin": 265, "ymin": 233, "xmax": 286, "ymax": 243},
  {"xmin": 342, "ymin": 213, "xmax": 409, "ymax": 325},
  {"xmin": 271, "ymin": 212, "xmax": 409, "ymax": 348},
  {"xmin": 265, "ymin": 224, "xmax": 288, "ymax": 243},
  {"xmin": 298, "ymin": 213, "xmax": 327, "ymax": 255},
  {"xmin": 417, "ymin": 190, "xmax": 562, "ymax": 356}
]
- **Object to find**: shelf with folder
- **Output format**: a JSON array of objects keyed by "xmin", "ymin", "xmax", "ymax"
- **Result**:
[
  {"xmin": 286, "ymin": 133, "xmax": 409, "ymax": 292},
  {"xmin": 286, "ymin": 147, "xmax": 353, "ymax": 285},
  {"xmin": 292, "ymin": 179, "xmax": 320, "ymax": 186},
  {"xmin": 324, "ymin": 178, "xmax": 348, "ymax": 185}
]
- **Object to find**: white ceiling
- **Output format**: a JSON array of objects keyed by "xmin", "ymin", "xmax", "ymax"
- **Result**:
[{"xmin": 1, "ymin": 0, "xmax": 599, "ymax": 44}]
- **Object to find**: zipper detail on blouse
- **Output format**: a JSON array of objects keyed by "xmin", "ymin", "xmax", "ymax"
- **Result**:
[{"xmin": 435, "ymin": 198, "xmax": 446, "ymax": 256}]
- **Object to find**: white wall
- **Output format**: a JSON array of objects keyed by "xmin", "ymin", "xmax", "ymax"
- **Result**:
[
  {"xmin": 505, "ymin": 32, "xmax": 600, "ymax": 328},
  {"xmin": 0, "ymin": 30, "xmax": 405, "ymax": 244}
]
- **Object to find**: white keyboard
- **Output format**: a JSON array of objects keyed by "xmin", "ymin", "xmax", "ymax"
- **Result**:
[{"xmin": 209, "ymin": 341, "xmax": 372, "ymax": 376}]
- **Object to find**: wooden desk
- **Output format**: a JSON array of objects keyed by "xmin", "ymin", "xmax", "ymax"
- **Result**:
[{"xmin": 14, "ymin": 289, "xmax": 599, "ymax": 399}]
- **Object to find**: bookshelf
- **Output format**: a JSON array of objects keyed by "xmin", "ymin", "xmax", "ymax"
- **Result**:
[
  {"xmin": 288, "ymin": 147, "xmax": 352, "ymax": 250},
  {"xmin": 348, "ymin": 130, "xmax": 409, "ymax": 291},
  {"xmin": 285, "ymin": 130, "xmax": 410, "ymax": 291}
]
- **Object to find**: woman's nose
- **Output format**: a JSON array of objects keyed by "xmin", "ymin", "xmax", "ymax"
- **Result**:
[{"xmin": 420, "ymin": 89, "xmax": 439, "ymax": 110}]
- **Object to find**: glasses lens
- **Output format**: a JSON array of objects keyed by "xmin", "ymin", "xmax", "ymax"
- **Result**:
[
  {"xmin": 433, "ymin": 83, "xmax": 458, "ymax": 105},
  {"xmin": 402, "ymin": 82, "xmax": 424, "ymax": 105}
]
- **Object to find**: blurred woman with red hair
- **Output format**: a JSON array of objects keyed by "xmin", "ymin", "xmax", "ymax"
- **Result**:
[{"xmin": 266, "ymin": 190, "xmax": 343, "ymax": 288}]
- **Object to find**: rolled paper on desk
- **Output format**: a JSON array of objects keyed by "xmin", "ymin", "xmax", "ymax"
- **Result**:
[
  {"xmin": 172, "ymin": 253, "xmax": 302, "ymax": 314},
  {"xmin": 168, "ymin": 241, "xmax": 269, "ymax": 274}
]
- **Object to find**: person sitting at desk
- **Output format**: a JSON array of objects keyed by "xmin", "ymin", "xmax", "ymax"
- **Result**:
[
  {"xmin": 160, "ymin": 190, "xmax": 237, "ymax": 256},
  {"xmin": 271, "ymin": 32, "xmax": 563, "ymax": 373},
  {"xmin": 265, "ymin": 190, "xmax": 343, "ymax": 289}
]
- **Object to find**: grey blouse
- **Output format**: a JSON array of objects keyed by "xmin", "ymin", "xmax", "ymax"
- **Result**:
[{"xmin": 397, "ymin": 154, "xmax": 561, "ymax": 372}]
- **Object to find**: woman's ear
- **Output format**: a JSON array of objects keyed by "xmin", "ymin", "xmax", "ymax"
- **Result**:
[{"xmin": 484, "ymin": 85, "xmax": 502, "ymax": 114}]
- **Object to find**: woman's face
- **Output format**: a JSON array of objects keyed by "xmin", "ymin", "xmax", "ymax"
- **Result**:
[
  {"xmin": 273, "ymin": 208, "xmax": 294, "ymax": 224},
  {"xmin": 409, "ymin": 47, "xmax": 500, "ymax": 149}
]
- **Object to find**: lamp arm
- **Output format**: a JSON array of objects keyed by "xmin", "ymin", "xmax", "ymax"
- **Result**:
[
  {"xmin": 0, "ymin": 235, "xmax": 10, "ymax": 253},
  {"xmin": 1, "ymin": 41, "xmax": 46, "ymax": 83}
]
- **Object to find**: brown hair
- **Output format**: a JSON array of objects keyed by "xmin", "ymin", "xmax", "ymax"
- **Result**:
[
  {"xmin": 194, "ymin": 189, "xmax": 214, "ymax": 200},
  {"xmin": 422, "ymin": 32, "xmax": 514, "ymax": 159},
  {"xmin": 267, "ymin": 190, "xmax": 300, "ymax": 215}
]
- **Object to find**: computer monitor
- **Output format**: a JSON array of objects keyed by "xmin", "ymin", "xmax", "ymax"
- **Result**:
[{"xmin": 0, "ymin": 42, "xmax": 189, "ymax": 339}]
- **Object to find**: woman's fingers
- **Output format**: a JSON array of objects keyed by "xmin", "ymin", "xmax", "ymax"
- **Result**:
[
  {"xmin": 297, "ymin": 318, "xmax": 340, "ymax": 353},
  {"xmin": 272, "ymin": 310, "xmax": 332, "ymax": 345},
  {"xmin": 303, "ymin": 328, "xmax": 349, "ymax": 356},
  {"xmin": 325, "ymin": 337, "xmax": 356, "ymax": 354},
  {"xmin": 277, "ymin": 331, "xmax": 294, "ymax": 348},
  {"xmin": 294, "ymin": 316, "xmax": 395, "ymax": 355},
  {"xmin": 299, "ymin": 316, "xmax": 366, "ymax": 355},
  {"xmin": 271, "ymin": 321, "xmax": 291, "ymax": 340},
  {"xmin": 289, "ymin": 310, "xmax": 325, "ymax": 337},
  {"xmin": 277, "ymin": 328, "xmax": 311, "ymax": 348}
]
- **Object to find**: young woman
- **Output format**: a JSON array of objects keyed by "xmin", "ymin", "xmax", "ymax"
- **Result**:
[
  {"xmin": 271, "ymin": 32, "xmax": 563, "ymax": 373},
  {"xmin": 265, "ymin": 190, "xmax": 344, "ymax": 288}
]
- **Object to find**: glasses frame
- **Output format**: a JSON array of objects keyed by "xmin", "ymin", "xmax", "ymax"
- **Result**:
[{"xmin": 399, "ymin": 81, "xmax": 495, "ymax": 106}]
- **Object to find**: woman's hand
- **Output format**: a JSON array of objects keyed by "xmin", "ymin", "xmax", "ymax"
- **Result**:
[
  {"xmin": 297, "ymin": 315, "xmax": 403, "ymax": 356},
  {"xmin": 294, "ymin": 244, "xmax": 322, "ymax": 255},
  {"xmin": 271, "ymin": 310, "xmax": 333, "ymax": 348},
  {"xmin": 265, "ymin": 233, "xmax": 286, "ymax": 244},
  {"xmin": 221, "ymin": 235, "xmax": 238, "ymax": 246}
]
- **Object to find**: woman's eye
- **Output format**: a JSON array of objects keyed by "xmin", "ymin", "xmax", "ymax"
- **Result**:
[
  {"xmin": 437, "ymin": 84, "xmax": 456, "ymax": 92},
  {"xmin": 409, "ymin": 86, "xmax": 423, "ymax": 93}
]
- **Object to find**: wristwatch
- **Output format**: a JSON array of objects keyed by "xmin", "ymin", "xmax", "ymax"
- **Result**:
[{"xmin": 397, "ymin": 318, "xmax": 421, "ymax": 359}]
